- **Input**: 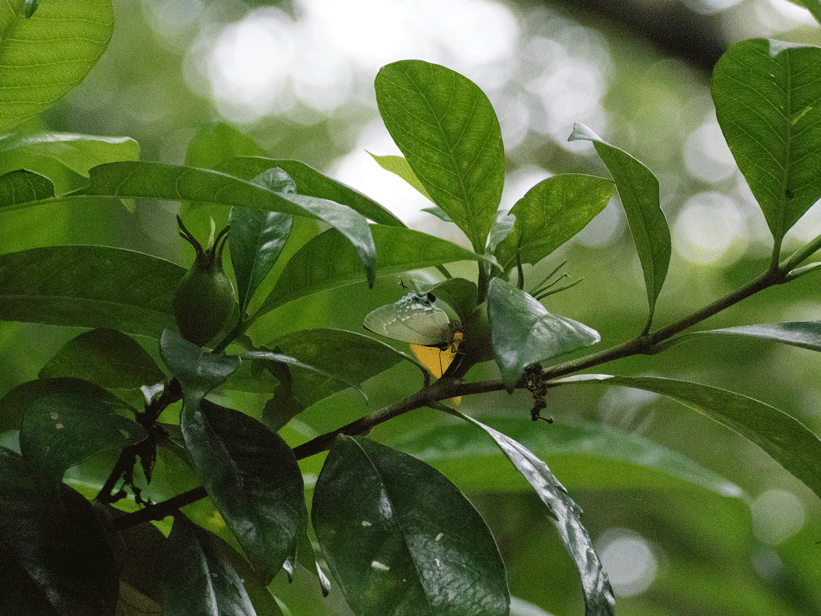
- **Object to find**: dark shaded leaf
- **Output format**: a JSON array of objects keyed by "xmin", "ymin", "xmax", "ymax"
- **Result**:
[
  {"xmin": 456, "ymin": 413, "xmax": 615, "ymax": 616},
  {"xmin": 0, "ymin": 376, "xmax": 134, "ymax": 436},
  {"xmin": 159, "ymin": 330, "xmax": 240, "ymax": 406},
  {"xmin": 162, "ymin": 513, "xmax": 256, "ymax": 616},
  {"xmin": 258, "ymin": 328, "xmax": 406, "ymax": 429},
  {"xmin": 0, "ymin": 245, "xmax": 184, "ymax": 337},
  {"xmin": 39, "ymin": 328, "xmax": 165, "ymax": 388},
  {"xmin": 0, "ymin": 169, "xmax": 55, "ymax": 208},
  {"xmin": 0, "ymin": 1, "xmax": 114, "ymax": 133},
  {"xmin": 488, "ymin": 277, "xmax": 599, "ymax": 389},
  {"xmin": 181, "ymin": 400, "xmax": 307, "ymax": 584},
  {"xmin": 259, "ymin": 329, "xmax": 406, "ymax": 429},
  {"xmin": 19, "ymin": 388, "xmax": 146, "ymax": 490},
  {"xmin": 712, "ymin": 39, "xmax": 821, "ymax": 242},
  {"xmin": 0, "ymin": 449, "xmax": 119, "ymax": 616},
  {"xmin": 230, "ymin": 171, "xmax": 294, "ymax": 313},
  {"xmin": 569, "ymin": 123, "xmax": 669, "ymax": 328},
  {"xmin": 376, "ymin": 60, "xmax": 505, "ymax": 252},
  {"xmin": 558, "ymin": 374, "xmax": 821, "ymax": 503},
  {"xmin": 495, "ymin": 174, "xmax": 612, "ymax": 272},
  {"xmin": 259, "ymin": 225, "xmax": 481, "ymax": 313},
  {"xmin": 312, "ymin": 435, "xmax": 509, "ymax": 616},
  {"xmin": 218, "ymin": 156, "xmax": 405, "ymax": 227}
]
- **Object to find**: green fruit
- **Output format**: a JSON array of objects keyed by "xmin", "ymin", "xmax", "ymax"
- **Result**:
[{"xmin": 172, "ymin": 216, "xmax": 237, "ymax": 347}]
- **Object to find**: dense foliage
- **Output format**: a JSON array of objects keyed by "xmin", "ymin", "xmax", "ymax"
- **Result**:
[{"xmin": 2, "ymin": 2, "xmax": 821, "ymax": 615}]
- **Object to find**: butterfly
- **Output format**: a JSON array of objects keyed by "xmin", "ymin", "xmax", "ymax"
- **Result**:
[{"xmin": 364, "ymin": 290, "xmax": 464, "ymax": 378}]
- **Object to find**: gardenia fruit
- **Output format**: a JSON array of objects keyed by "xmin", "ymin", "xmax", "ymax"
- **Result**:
[{"xmin": 172, "ymin": 216, "xmax": 237, "ymax": 347}]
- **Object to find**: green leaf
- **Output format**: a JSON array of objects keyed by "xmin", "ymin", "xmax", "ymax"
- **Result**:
[
  {"xmin": 569, "ymin": 123, "xmax": 669, "ymax": 329},
  {"xmin": 0, "ymin": 1, "xmax": 113, "ymax": 133},
  {"xmin": 185, "ymin": 123, "xmax": 267, "ymax": 171},
  {"xmin": 789, "ymin": 0, "xmax": 821, "ymax": 25},
  {"xmin": 495, "ymin": 174, "xmax": 613, "ymax": 272},
  {"xmin": 259, "ymin": 224, "xmax": 481, "ymax": 313},
  {"xmin": 39, "ymin": 328, "xmax": 165, "ymax": 389},
  {"xmin": 0, "ymin": 449, "xmax": 119, "ymax": 616},
  {"xmin": 455, "ymin": 413, "xmax": 615, "ymax": 616},
  {"xmin": 243, "ymin": 349, "xmax": 368, "ymax": 401},
  {"xmin": 368, "ymin": 153, "xmax": 433, "ymax": 201},
  {"xmin": 0, "ymin": 375, "xmax": 134, "ymax": 433},
  {"xmin": 312, "ymin": 435, "xmax": 509, "ymax": 616},
  {"xmin": 712, "ymin": 39, "xmax": 821, "ymax": 243},
  {"xmin": 558, "ymin": 374, "xmax": 821, "ymax": 503},
  {"xmin": 427, "ymin": 277, "xmax": 478, "ymax": 323},
  {"xmin": 686, "ymin": 321, "xmax": 821, "ymax": 352},
  {"xmin": 216, "ymin": 156, "xmax": 406, "ymax": 227},
  {"xmin": 487, "ymin": 277, "xmax": 600, "ymax": 390},
  {"xmin": 375, "ymin": 60, "xmax": 505, "ymax": 251},
  {"xmin": 162, "ymin": 513, "xmax": 256, "ymax": 616},
  {"xmin": 159, "ymin": 330, "xmax": 240, "ymax": 407},
  {"xmin": 181, "ymin": 399, "xmax": 308, "ymax": 584},
  {"xmin": 230, "ymin": 172, "xmax": 294, "ymax": 314},
  {"xmin": 388, "ymin": 416, "xmax": 743, "ymax": 496},
  {"xmin": 0, "ymin": 133, "xmax": 139, "ymax": 177},
  {"xmin": 0, "ymin": 245, "xmax": 184, "ymax": 337},
  {"xmin": 0, "ymin": 170, "xmax": 55, "ymax": 208},
  {"xmin": 257, "ymin": 329, "xmax": 406, "ymax": 429},
  {"xmin": 19, "ymin": 388, "xmax": 146, "ymax": 490},
  {"xmin": 66, "ymin": 162, "xmax": 376, "ymax": 285},
  {"xmin": 422, "ymin": 206, "xmax": 453, "ymax": 222}
]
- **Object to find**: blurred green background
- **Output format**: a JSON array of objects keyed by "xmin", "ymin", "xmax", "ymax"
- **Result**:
[{"xmin": 2, "ymin": 1, "xmax": 821, "ymax": 614}]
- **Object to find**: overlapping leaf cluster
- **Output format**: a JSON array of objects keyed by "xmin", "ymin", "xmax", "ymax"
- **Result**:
[{"xmin": 3, "ymin": 2, "xmax": 821, "ymax": 615}]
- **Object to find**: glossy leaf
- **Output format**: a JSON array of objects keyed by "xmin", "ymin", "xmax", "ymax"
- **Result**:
[
  {"xmin": 312, "ymin": 435, "xmax": 509, "ymax": 616},
  {"xmin": 0, "ymin": 246, "xmax": 184, "ymax": 337},
  {"xmin": 569, "ymin": 123, "xmax": 669, "ymax": 328},
  {"xmin": 686, "ymin": 321, "xmax": 821, "ymax": 352},
  {"xmin": 0, "ymin": 133, "xmax": 139, "ymax": 177},
  {"xmin": 230, "ymin": 171, "xmax": 294, "ymax": 313},
  {"xmin": 388, "ymin": 416, "xmax": 743, "ymax": 496},
  {"xmin": 0, "ymin": 449, "xmax": 119, "ymax": 616},
  {"xmin": 456, "ymin": 413, "xmax": 615, "ymax": 616},
  {"xmin": 162, "ymin": 513, "xmax": 256, "ymax": 616},
  {"xmin": 259, "ymin": 224, "xmax": 481, "ymax": 313},
  {"xmin": 495, "ymin": 174, "xmax": 612, "ymax": 272},
  {"xmin": 19, "ymin": 388, "xmax": 146, "ymax": 490},
  {"xmin": 558, "ymin": 374, "xmax": 821, "ymax": 502},
  {"xmin": 159, "ymin": 330, "xmax": 240, "ymax": 406},
  {"xmin": 487, "ymin": 277, "xmax": 600, "ymax": 389},
  {"xmin": 181, "ymin": 399, "xmax": 308, "ymax": 584},
  {"xmin": 0, "ymin": 170, "xmax": 55, "ymax": 209},
  {"xmin": 259, "ymin": 329, "xmax": 406, "ymax": 429},
  {"xmin": 369, "ymin": 153, "xmax": 433, "ymax": 201},
  {"xmin": 0, "ymin": 0, "xmax": 113, "ymax": 133},
  {"xmin": 66, "ymin": 161, "xmax": 376, "ymax": 285},
  {"xmin": 712, "ymin": 39, "xmax": 821, "ymax": 242},
  {"xmin": 39, "ymin": 328, "xmax": 165, "ymax": 388},
  {"xmin": 376, "ymin": 60, "xmax": 505, "ymax": 252},
  {"xmin": 217, "ymin": 156, "xmax": 405, "ymax": 227}
]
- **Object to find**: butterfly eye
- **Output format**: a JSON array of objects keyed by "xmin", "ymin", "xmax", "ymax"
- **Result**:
[{"xmin": 426, "ymin": 292, "xmax": 437, "ymax": 303}]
